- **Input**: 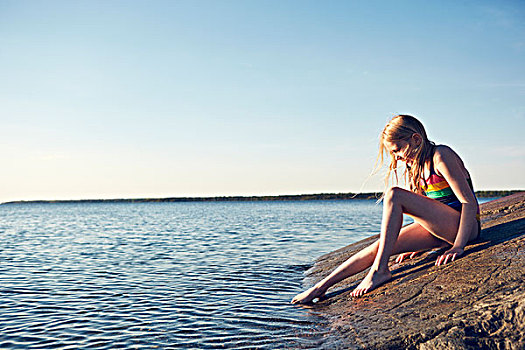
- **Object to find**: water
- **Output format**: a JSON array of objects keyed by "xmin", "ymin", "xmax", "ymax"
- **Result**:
[
  {"xmin": 0, "ymin": 198, "xmax": 492, "ymax": 349},
  {"xmin": 0, "ymin": 200, "xmax": 387, "ymax": 349}
]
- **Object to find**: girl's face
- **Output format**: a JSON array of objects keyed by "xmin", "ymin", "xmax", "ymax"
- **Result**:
[{"xmin": 384, "ymin": 139, "xmax": 414, "ymax": 165}]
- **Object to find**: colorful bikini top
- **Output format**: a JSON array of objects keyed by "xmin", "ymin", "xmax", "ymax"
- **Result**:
[{"xmin": 422, "ymin": 148, "xmax": 476, "ymax": 211}]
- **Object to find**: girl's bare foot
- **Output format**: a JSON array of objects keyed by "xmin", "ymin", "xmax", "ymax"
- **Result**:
[
  {"xmin": 291, "ymin": 285, "xmax": 326, "ymax": 304},
  {"xmin": 350, "ymin": 269, "xmax": 392, "ymax": 297}
]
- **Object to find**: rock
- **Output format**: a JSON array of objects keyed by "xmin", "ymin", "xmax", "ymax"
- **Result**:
[{"xmin": 304, "ymin": 192, "xmax": 525, "ymax": 350}]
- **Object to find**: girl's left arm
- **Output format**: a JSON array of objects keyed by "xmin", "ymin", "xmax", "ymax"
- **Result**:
[{"xmin": 433, "ymin": 147, "xmax": 478, "ymax": 265}]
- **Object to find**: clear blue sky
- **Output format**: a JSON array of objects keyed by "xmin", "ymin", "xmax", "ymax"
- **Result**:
[{"xmin": 1, "ymin": 0, "xmax": 524, "ymax": 201}]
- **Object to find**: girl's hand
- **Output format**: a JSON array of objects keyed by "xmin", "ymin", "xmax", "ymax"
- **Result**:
[
  {"xmin": 435, "ymin": 247, "xmax": 464, "ymax": 266},
  {"xmin": 395, "ymin": 251, "xmax": 422, "ymax": 264}
]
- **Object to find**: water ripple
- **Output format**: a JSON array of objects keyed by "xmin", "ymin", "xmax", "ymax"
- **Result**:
[{"xmin": 0, "ymin": 200, "xmax": 385, "ymax": 348}]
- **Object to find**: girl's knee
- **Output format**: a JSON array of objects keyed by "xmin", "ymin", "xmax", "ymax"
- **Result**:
[{"xmin": 384, "ymin": 186, "xmax": 406, "ymax": 204}]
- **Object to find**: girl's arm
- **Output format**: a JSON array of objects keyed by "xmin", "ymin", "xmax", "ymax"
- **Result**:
[{"xmin": 433, "ymin": 146, "xmax": 478, "ymax": 265}]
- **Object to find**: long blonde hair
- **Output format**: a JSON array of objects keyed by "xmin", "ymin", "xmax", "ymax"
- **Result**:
[{"xmin": 376, "ymin": 115, "xmax": 434, "ymax": 194}]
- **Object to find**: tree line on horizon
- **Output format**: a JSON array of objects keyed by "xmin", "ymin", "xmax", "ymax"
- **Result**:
[{"xmin": 2, "ymin": 190, "xmax": 522, "ymax": 205}]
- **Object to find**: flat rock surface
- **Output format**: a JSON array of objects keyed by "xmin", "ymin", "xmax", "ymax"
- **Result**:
[{"xmin": 304, "ymin": 192, "xmax": 525, "ymax": 350}]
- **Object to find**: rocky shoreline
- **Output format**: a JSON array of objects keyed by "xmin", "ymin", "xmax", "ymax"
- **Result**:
[{"xmin": 304, "ymin": 192, "xmax": 525, "ymax": 350}]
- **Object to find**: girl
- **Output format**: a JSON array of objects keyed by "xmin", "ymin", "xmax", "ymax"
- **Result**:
[{"xmin": 291, "ymin": 115, "xmax": 480, "ymax": 304}]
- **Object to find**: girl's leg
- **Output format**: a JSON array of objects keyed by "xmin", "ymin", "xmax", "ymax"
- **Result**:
[
  {"xmin": 350, "ymin": 187, "xmax": 472, "ymax": 297},
  {"xmin": 291, "ymin": 222, "xmax": 448, "ymax": 304}
]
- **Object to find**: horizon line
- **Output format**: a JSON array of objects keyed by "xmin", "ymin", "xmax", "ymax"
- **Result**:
[{"xmin": 2, "ymin": 190, "xmax": 523, "ymax": 205}]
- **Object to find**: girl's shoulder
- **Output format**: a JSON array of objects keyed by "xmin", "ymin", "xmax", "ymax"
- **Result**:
[
  {"xmin": 432, "ymin": 144, "xmax": 460, "ymax": 162},
  {"xmin": 432, "ymin": 144, "xmax": 465, "ymax": 176}
]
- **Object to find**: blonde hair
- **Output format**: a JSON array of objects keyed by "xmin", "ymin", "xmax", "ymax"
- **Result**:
[{"xmin": 376, "ymin": 115, "xmax": 434, "ymax": 195}]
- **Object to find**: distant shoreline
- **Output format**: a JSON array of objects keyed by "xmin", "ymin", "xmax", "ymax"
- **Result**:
[{"xmin": 1, "ymin": 190, "xmax": 522, "ymax": 205}]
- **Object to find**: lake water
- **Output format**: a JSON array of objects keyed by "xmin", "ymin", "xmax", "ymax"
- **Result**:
[{"xmin": 0, "ymin": 199, "xmax": 489, "ymax": 349}]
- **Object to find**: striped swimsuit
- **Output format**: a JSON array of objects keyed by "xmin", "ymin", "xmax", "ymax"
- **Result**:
[
  {"xmin": 422, "ymin": 148, "xmax": 481, "ymax": 235},
  {"xmin": 423, "ymin": 172, "xmax": 474, "ymax": 212}
]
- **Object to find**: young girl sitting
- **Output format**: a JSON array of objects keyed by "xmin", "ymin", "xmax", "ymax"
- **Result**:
[{"xmin": 291, "ymin": 115, "xmax": 480, "ymax": 304}]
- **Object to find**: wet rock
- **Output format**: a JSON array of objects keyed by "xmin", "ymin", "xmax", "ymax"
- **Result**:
[{"xmin": 304, "ymin": 192, "xmax": 525, "ymax": 350}]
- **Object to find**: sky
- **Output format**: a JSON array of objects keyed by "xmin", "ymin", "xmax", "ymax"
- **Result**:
[{"xmin": 0, "ymin": 0, "xmax": 524, "ymax": 202}]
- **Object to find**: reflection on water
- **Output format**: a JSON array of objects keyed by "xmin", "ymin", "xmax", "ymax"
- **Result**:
[{"xmin": 0, "ymin": 200, "xmax": 385, "ymax": 348}]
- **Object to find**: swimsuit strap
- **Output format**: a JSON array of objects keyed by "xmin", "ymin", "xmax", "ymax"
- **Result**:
[{"xmin": 428, "ymin": 145, "xmax": 437, "ymax": 176}]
